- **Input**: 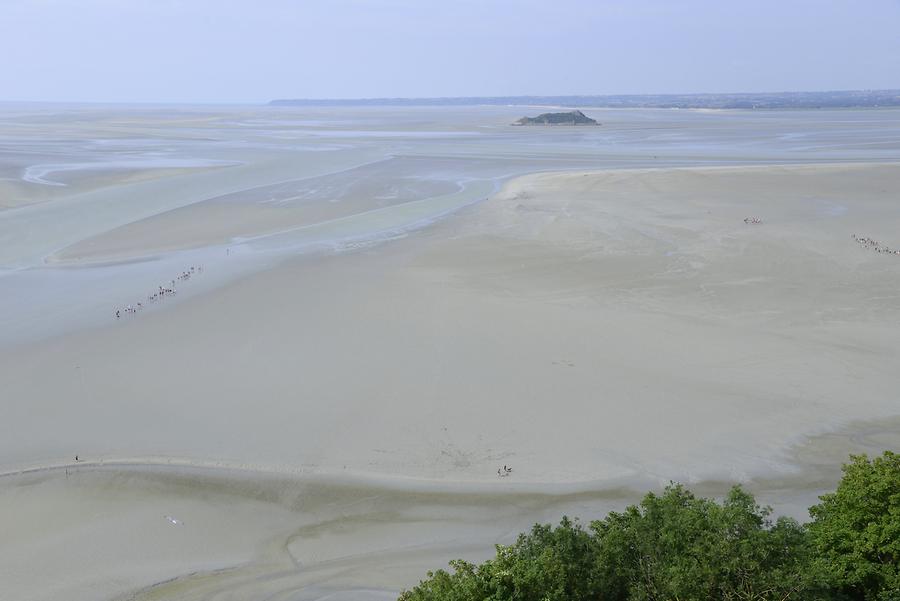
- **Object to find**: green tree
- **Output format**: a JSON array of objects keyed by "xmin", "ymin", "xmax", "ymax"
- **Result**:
[
  {"xmin": 590, "ymin": 484, "xmax": 812, "ymax": 601},
  {"xmin": 808, "ymin": 452, "xmax": 900, "ymax": 601},
  {"xmin": 400, "ymin": 487, "xmax": 812, "ymax": 601},
  {"xmin": 399, "ymin": 517, "xmax": 598, "ymax": 601},
  {"xmin": 397, "ymin": 559, "xmax": 490, "ymax": 601}
]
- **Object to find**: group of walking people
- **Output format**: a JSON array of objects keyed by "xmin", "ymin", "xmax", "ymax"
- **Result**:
[
  {"xmin": 852, "ymin": 234, "xmax": 900, "ymax": 256},
  {"xmin": 115, "ymin": 265, "xmax": 203, "ymax": 319}
]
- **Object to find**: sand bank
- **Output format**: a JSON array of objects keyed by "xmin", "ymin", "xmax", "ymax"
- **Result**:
[{"xmin": 48, "ymin": 157, "xmax": 466, "ymax": 263}]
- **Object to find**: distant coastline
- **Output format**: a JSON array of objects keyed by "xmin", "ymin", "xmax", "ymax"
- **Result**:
[{"xmin": 270, "ymin": 89, "xmax": 900, "ymax": 109}]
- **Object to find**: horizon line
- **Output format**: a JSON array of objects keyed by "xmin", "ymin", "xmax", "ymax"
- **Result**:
[{"xmin": 272, "ymin": 88, "xmax": 900, "ymax": 102}]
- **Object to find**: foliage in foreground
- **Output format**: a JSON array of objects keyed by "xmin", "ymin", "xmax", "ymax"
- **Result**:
[
  {"xmin": 809, "ymin": 452, "xmax": 900, "ymax": 601},
  {"xmin": 399, "ymin": 451, "xmax": 900, "ymax": 601}
]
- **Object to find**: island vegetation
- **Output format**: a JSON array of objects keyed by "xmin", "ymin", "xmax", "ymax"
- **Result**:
[
  {"xmin": 512, "ymin": 110, "xmax": 599, "ymax": 126},
  {"xmin": 399, "ymin": 451, "xmax": 900, "ymax": 601}
]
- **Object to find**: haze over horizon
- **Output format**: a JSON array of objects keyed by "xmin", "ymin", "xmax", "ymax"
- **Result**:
[{"xmin": 3, "ymin": 0, "xmax": 900, "ymax": 104}]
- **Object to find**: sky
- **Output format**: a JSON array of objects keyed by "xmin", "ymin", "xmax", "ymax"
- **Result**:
[{"xmin": 1, "ymin": 0, "xmax": 899, "ymax": 103}]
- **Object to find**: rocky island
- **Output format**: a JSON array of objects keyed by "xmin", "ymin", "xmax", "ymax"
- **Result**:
[{"xmin": 512, "ymin": 109, "xmax": 599, "ymax": 126}]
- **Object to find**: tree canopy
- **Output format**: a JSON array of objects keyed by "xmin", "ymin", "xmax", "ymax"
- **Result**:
[{"xmin": 809, "ymin": 452, "xmax": 900, "ymax": 600}]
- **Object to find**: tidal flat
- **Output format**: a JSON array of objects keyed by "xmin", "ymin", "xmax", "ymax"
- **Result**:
[{"xmin": 1, "ymin": 104, "xmax": 899, "ymax": 600}]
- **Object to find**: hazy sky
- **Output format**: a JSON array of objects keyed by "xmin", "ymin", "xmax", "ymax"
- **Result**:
[{"xmin": 2, "ymin": 0, "xmax": 899, "ymax": 103}]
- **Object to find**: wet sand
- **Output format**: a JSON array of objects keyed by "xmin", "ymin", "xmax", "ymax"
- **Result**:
[{"xmin": 3, "ymin": 417, "xmax": 898, "ymax": 601}]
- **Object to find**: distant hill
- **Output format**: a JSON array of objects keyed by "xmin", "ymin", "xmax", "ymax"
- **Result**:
[
  {"xmin": 513, "ymin": 110, "xmax": 599, "ymax": 126},
  {"xmin": 269, "ymin": 90, "xmax": 900, "ymax": 109}
]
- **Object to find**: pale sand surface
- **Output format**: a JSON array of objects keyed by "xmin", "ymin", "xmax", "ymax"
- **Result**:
[
  {"xmin": 1, "ymin": 162, "xmax": 899, "ymax": 599},
  {"xmin": 4, "ymin": 162, "xmax": 898, "ymax": 479},
  {"xmin": 0, "ymin": 462, "xmax": 627, "ymax": 601}
]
